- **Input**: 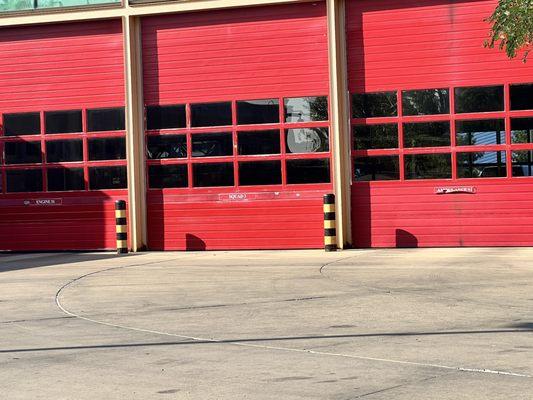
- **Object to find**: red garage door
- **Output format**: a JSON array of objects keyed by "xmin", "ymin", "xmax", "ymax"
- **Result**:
[
  {"xmin": 348, "ymin": 0, "xmax": 533, "ymax": 247},
  {"xmin": 0, "ymin": 21, "xmax": 127, "ymax": 251},
  {"xmin": 142, "ymin": 2, "xmax": 332, "ymax": 250}
]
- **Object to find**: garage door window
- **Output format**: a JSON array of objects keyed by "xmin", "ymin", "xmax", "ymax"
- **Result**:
[
  {"xmin": 352, "ymin": 83, "xmax": 533, "ymax": 182},
  {"xmin": 146, "ymin": 96, "xmax": 331, "ymax": 189},
  {"xmin": 0, "ymin": 107, "xmax": 126, "ymax": 193}
]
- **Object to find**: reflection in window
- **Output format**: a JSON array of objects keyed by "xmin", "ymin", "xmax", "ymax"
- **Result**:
[
  {"xmin": 88, "ymin": 108, "xmax": 125, "ymax": 132},
  {"xmin": 239, "ymin": 161, "xmax": 282, "ymax": 186},
  {"xmin": 511, "ymin": 118, "xmax": 533, "ymax": 143},
  {"xmin": 193, "ymin": 162, "xmax": 234, "ymax": 187},
  {"xmin": 510, "ymin": 83, "xmax": 533, "ymax": 111},
  {"xmin": 454, "ymin": 86, "xmax": 504, "ymax": 113},
  {"xmin": 286, "ymin": 159, "xmax": 330, "ymax": 184},
  {"xmin": 89, "ymin": 166, "xmax": 127, "ymax": 189},
  {"xmin": 403, "ymin": 121, "xmax": 450, "ymax": 148},
  {"xmin": 352, "ymin": 92, "xmax": 397, "ymax": 118},
  {"xmin": 47, "ymin": 168, "xmax": 85, "ymax": 191},
  {"xmin": 237, "ymin": 99, "xmax": 279, "ymax": 125},
  {"xmin": 88, "ymin": 137, "xmax": 126, "ymax": 161},
  {"xmin": 284, "ymin": 97, "xmax": 328, "ymax": 122},
  {"xmin": 191, "ymin": 102, "xmax": 232, "ymax": 127},
  {"xmin": 238, "ymin": 130, "xmax": 280, "ymax": 155},
  {"xmin": 6, "ymin": 169, "xmax": 42, "ymax": 192},
  {"xmin": 457, "ymin": 151, "xmax": 506, "ymax": 178},
  {"xmin": 4, "ymin": 113, "xmax": 40, "ymax": 136},
  {"xmin": 45, "ymin": 110, "xmax": 82, "ymax": 134},
  {"xmin": 405, "ymin": 154, "xmax": 451, "ymax": 180},
  {"xmin": 148, "ymin": 164, "xmax": 188, "ymax": 188},
  {"xmin": 147, "ymin": 135, "xmax": 187, "ymax": 159},
  {"xmin": 46, "ymin": 140, "xmax": 83, "ymax": 163},
  {"xmin": 146, "ymin": 105, "xmax": 187, "ymax": 130},
  {"xmin": 353, "ymin": 124, "xmax": 398, "ymax": 150},
  {"xmin": 192, "ymin": 133, "xmax": 233, "ymax": 157},
  {"xmin": 456, "ymin": 119, "xmax": 505, "ymax": 146},
  {"xmin": 4, "ymin": 141, "xmax": 42, "ymax": 164},
  {"xmin": 354, "ymin": 156, "xmax": 399, "ymax": 181},
  {"xmin": 512, "ymin": 151, "xmax": 533, "ymax": 177},
  {"xmin": 402, "ymin": 88, "xmax": 449, "ymax": 115},
  {"xmin": 286, "ymin": 128, "xmax": 329, "ymax": 153}
]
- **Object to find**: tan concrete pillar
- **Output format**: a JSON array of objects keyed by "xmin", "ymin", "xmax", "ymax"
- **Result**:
[{"xmin": 327, "ymin": 0, "xmax": 352, "ymax": 248}]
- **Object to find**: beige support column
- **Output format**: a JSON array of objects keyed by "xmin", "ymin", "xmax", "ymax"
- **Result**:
[
  {"xmin": 327, "ymin": 0, "xmax": 352, "ymax": 248},
  {"xmin": 123, "ymin": 15, "xmax": 147, "ymax": 252}
]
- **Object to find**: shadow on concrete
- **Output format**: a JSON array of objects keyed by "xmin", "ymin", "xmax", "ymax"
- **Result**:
[
  {"xmin": 0, "ymin": 253, "xmax": 135, "ymax": 273},
  {"xmin": 1, "ymin": 327, "xmax": 532, "ymax": 354}
]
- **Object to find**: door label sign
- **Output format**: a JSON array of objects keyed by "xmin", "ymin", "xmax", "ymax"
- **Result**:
[
  {"xmin": 434, "ymin": 187, "xmax": 476, "ymax": 195},
  {"xmin": 23, "ymin": 198, "xmax": 63, "ymax": 206}
]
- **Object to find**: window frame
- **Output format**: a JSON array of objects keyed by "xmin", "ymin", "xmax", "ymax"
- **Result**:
[
  {"xmin": 0, "ymin": 107, "xmax": 127, "ymax": 194},
  {"xmin": 145, "ymin": 96, "xmax": 332, "ymax": 191},
  {"xmin": 351, "ymin": 82, "xmax": 533, "ymax": 183}
]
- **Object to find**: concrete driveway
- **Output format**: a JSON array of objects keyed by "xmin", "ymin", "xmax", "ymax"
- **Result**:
[{"xmin": 0, "ymin": 248, "xmax": 532, "ymax": 399}]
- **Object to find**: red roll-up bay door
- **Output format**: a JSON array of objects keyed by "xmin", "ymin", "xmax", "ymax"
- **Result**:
[
  {"xmin": 142, "ymin": 2, "xmax": 333, "ymax": 250},
  {"xmin": 347, "ymin": 0, "xmax": 533, "ymax": 247},
  {"xmin": 0, "ymin": 20, "xmax": 127, "ymax": 251}
]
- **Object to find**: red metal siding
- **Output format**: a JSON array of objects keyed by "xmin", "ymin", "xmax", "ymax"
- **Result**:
[
  {"xmin": 348, "ymin": 0, "xmax": 533, "ymax": 248},
  {"xmin": 0, "ymin": 20, "xmax": 126, "ymax": 251},
  {"xmin": 142, "ymin": 3, "xmax": 332, "ymax": 250}
]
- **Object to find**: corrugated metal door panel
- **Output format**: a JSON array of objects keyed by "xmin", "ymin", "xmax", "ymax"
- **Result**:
[
  {"xmin": 0, "ymin": 20, "xmax": 126, "ymax": 252},
  {"xmin": 143, "ymin": 3, "xmax": 331, "ymax": 251},
  {"xmin": 141, "ymin": 2, "xmax": 329, "ymax": 104},
  {"xmin": 0, "ymin": 20, "xmax": 124, "ymax": 113},
  {"xmin": 348, "ymin": 0, "xmax": 533, "ymax": 248},
  {"xmin": 346, "ymin": 0, "xmax": 529, "ymax": 92}
]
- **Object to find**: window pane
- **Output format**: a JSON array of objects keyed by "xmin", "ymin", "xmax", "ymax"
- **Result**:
[
  {"xmin": 193, "ymin": 162, "xmax": 234, "ymax": 187},
  {"xmin": 47, "ymin": 168, "xmax": 85, "ymax": 191},
  {"xmin": 403, "ymin": 122, "xmax": 450, "ymax": 148},
  {"xmin": 511, "ymin": 118, "xmax": 533, "ymax": 143},
  {"xmin": 87, "ymin": 108, "xmax": 125, "ymax": 132},
  {"xmin": 192, "ymin": 133, "xmax": 233, "ymax": 157},
  {"xmin": 4, "ymin": 141, "xmax": 42, "ymax": 164},
  {"xmin": 405, "ymin": 154, "xmax": 451, "ymax": 180},
  {"xmin": 284, "ymin": 97, "xmax": 328, "ymax": 122},
  {"xmin": 237, "ymin": 99, "xmax": 279, "ymax": 125},
  {"xmin": 457, "ymin": 151, "xmax": 506, "ymax": 178},
  {"xmin": 353, "ymin": 124, "xmax": 398, "ymax": 150},
  {"xmin": 88, "ymin": 137, "xmax": 126, "ymax": 161},
  {"xmin": 191, "ymin": 102, "xmax": 232, "ymax": 127},
  {"xmin": 238, "ymin": 130, "xmax": 280, "ymax": 155},
  {"xmin": 352, "ymin": 92, "xmax": 397, "ymax": 118},
  {"xmin": 239, "ymin": 161, "xmax": 282, "ymax": 186},
  {"xmin": 89, "ymin": 166, "xmax": 127, "ymax": 189},
  {"xmin": 512, "ymin": 151, "xmax": 533, "ymax": 177},
  {"xmin": 354, "ymin": 156, "xmax": 399, "ymax": 181},
  {"xmin": 4, "ymin": 112, "xmax": 40, "ymax": 136},
  {"xmin": 454, "ymin": 86, "xmax": 504, "ymax": 113},
  {"xmin": 148, "ymin": 164, "xmax": 188, "ymax": 188},
  {"xmin": 456, "ymin": 119, "xmax": 505, "ymax": 146},
  {"xmin": 46, "ymin": 140, "xmax": 83, "ymax": 162},
  {"xmin": 286, "ymin": 159, "xmax": 330, "ymax": 184},
  {"xmin": 147, "ymin": 135, "xmax": 187, "ymax": 159},
  {"xmin": 146, "ymin": 105, "xmax": 186, "ymax": 130},
  {"xmin": 6, "ymin": 169, "xmax": 42, "ymax": 192},
  {"xmin": 510, "ymin": 83, "xmax": 533, "ymax": 110},
  {"xmin": 286, "ymin": 128, "xmax": 329, "ymax": 153},
  {"xmin": 402, "ymin": 88, "xmax": 449, "ymax": 115},
  {"xmin": 45, "ymin": 110, "xmax": 82, "ymax": 134}
]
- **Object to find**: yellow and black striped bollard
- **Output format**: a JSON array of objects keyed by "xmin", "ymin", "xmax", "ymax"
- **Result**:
[
  {"xmin": 115, "ymin": 200, "xmax": 128, "ymax": 254},
  {"xmin": 323, "ymin": 194, "xmax": 337, "ymax": 252}
]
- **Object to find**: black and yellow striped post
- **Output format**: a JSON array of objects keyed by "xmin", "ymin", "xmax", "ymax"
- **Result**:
[
  {"xmin": 323, "ymin": 194, "xmax": 337, "ymax": 252},
  {"xmin": 115, "ymin": 200, "xmax": 128, "ymax": 254}
]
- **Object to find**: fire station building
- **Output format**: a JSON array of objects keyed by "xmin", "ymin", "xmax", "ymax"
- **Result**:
[{"xmin": 0, "ymin": 0, "xmax": 532, "ymax": 251}]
